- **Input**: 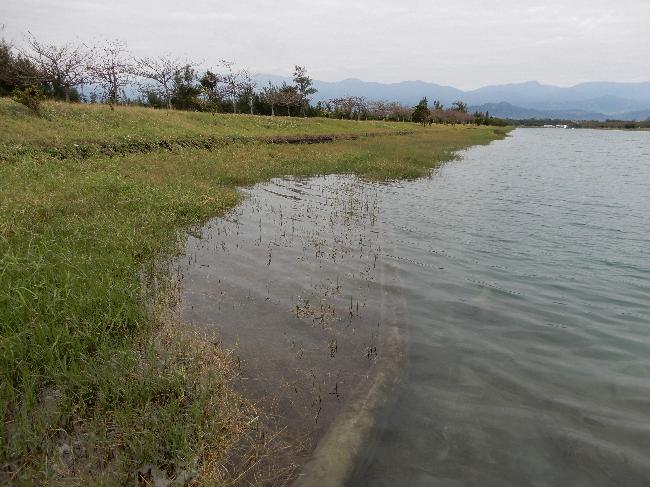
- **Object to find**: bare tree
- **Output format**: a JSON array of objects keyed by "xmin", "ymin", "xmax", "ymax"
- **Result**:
[
  {"xmin": 86, "ymin": 40, "xmax": 132, "ymax": 109},
  {"xmin": 135, "ymin": 54, "xmax": 191, "ymax": 109},
  {"xmin": 239, "ymin": 69, "xmax": 256, "ymax": 115},
  {"xmin": 220, "ymin": 60, "xmax": 245, "ymax": 113},
  {"xmin": 22, "ymin": 32, "xmax": 91, "ymax": 102},
  {"xmin": 388, "ymin": 101, "xmax": 411, "ymax": 122},
  {"xmin": 278, "ymin": 82, "xmax": 301, "ymax": 116},
  {"xmin": 327, "ymin": 97, "xmax": 347, "ymax": 118},
  {"xmin": 430, "ymin": 108, "xmax": 446, "ymax": 124},
  {"xmin": 261, "ymin": 82, "xmax": 282, "ymax": 116},
  {"xmin": 352, "ymin": 96, "xmax": 369, "ymax": 120},
  {"xmin": 328, "ymin": 96, "xmax": 368, "ymax": 120},
  {"xmin": 446, "ymin": 109, "xmax": 474, "ymax": 124},
  {"xmin": 368, "ymin": 100, "xmax": 391, "ymax": 120}
]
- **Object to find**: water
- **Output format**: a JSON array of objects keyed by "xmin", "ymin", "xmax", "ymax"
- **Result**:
[
  {"xmin": 179, "ymin": 173, "xmax": 401, "ymax": 465},
  {"xmin": 179, "ymin": 128, "xmax": 650, "ymax": 485}
]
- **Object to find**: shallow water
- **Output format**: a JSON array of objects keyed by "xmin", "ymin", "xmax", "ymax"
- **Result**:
[
  {"xmin": 179, "ymin": 128, "xmax": 650, "ymax": 485},
  {"xmin": 178, "ymin": 174, "xmax": 405, "ymax": 459}
]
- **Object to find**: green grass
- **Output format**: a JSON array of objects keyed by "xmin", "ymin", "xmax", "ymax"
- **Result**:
[
  {"xmin": 0, "ymin": 98, "xmax": 409, "ymax": 160},
  {"xmin": 0, "ymin": 99, "xmax": 510, "ymax": 484}
]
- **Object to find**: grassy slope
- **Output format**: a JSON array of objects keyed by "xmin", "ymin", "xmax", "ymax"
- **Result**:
[
  {"xmin": 0, "ymin": 98, "xmax": 406, "ymax": 150},
  {"xmin": 0, "ymin": 99, "xmax": 509, "ymax": 484}
]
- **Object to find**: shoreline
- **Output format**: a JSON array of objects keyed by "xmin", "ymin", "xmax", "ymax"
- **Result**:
[
  {"xmin": 177, "ymin": 174, "xmax": 411, "ymax": 485},
  {"xmin": 292, "ymin": 232, "xmax": 409, "ymax": 486},
  {"xmin": 0, "ymin": 99, "xmax": 510, "ymax": 483}
]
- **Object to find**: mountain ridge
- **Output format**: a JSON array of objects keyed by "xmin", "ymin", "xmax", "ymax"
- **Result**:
[
  {"xmin": 253, "ymin": 75, "xmax": 650, "ymax": 119},
  {"xmin": 467, "ymin": 102, "xmax": 650, "ymax": 122}
]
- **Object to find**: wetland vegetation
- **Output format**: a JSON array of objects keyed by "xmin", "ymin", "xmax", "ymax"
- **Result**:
[{"xmin": 0, "ymin": 97, "xmax": 508, "ymax": 483}]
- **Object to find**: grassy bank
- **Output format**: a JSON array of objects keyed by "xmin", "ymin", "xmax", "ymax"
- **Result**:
[
  {"xmin": 0, "ymin": 99, "xmax": 410, "ymax": 163},
  {"xmin": 0, "ymin": 99, "xmax": 509, "ymax": 484}
]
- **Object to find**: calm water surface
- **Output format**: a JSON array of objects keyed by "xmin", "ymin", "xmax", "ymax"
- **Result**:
[{"xmin": 180, "ymin": 129, "xmax": 650, "ymax": 486}]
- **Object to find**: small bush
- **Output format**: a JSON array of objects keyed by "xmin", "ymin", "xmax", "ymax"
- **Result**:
[{"xmin": 12, "ymin": 86, "xmax": 45, "ymax": 114}]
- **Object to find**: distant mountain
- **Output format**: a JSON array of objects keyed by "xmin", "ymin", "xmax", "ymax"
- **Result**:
[
  {"xmin": 254, "ymin": 75, "xmax": 464, "ymax": 105},
  {"xmin": 313, "ymin": 78, "xmax": 464, "ymax": 106},
  {"xmin": 469, "ymin": 102, "xmax": 650, "ymax": 121},
  {"xmin": 467, "ymin": 102, "xmax": 609, "ymax": 121},
  {"xmin": 254, "ymin": 75, "xmax": 650, "ymax": 120},
  {"xmin": 463, "ymin": 81, "xmax": 650, "ymax": 113},
  {"xmin": 618, "ymin": 109, "xmax": 650, "ymax": 121}
]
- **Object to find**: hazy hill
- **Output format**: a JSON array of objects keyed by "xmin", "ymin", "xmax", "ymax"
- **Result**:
[
  {"xmin": 254, "ymin": 75, "xmax": 464, "ymax": 106},
  {"xmin": 468, "ymin": 102, "xmax": 650, "ymax": 121},
  {"xmin": 618, "ymin": 109, "xmax": 650, "ymax": 121},
  {"xmin": 254, "ymin": 75, "xmax": 650, "ymax": 120},
  {"xmin": 466, "ymin": 102, "xmax": 608, "ymax": 121}
]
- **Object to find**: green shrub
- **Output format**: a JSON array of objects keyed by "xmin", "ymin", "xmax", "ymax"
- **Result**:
[{"xmin": 12, "ymin": 86, "xmax": 45, "ymax": 114}]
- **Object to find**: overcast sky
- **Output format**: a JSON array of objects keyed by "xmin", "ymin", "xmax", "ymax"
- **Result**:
[{"xmin": 3, "ymin": 0, "xmax": 649, "ymax": 89}]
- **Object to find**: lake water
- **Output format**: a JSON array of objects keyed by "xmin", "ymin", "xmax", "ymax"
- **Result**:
[{"xmin": 179, "ymin": 128, "xmax": 650, "ymax": 485}]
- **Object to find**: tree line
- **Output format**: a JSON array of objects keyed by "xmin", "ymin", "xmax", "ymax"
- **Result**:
[
  {"xmin": 1, "ymin": 32, "xmax": 505, "ymax": 126},
  {"xmin": 411, "ymin": 97, "xmax": 507, "ymax": 126},
  {"xmin": 0, "ymin": 34, "xmax": 315, "ymax": 115}
]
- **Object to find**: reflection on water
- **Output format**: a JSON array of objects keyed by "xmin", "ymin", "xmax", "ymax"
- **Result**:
[
  {"xmin": 180, "ymin": 128, "xmax": 650, "ymax": 485},
  {"xmin": 178, "ymin": 175, "xmax": 405, "ymax": 464}
]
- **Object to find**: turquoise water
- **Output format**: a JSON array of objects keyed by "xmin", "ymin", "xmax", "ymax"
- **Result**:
[
  {"xmin": 354, "ymin": 129, "xmax": 650, "ymax": 486},
  {"xmin": 180, "ymin": 128, "xmax": 650, "ymax": 485}
]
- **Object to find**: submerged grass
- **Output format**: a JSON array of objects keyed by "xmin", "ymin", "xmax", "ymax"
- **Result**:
[{"xmin": 0, "ymin": 99, "xmax": 509, "ymax": 483}]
